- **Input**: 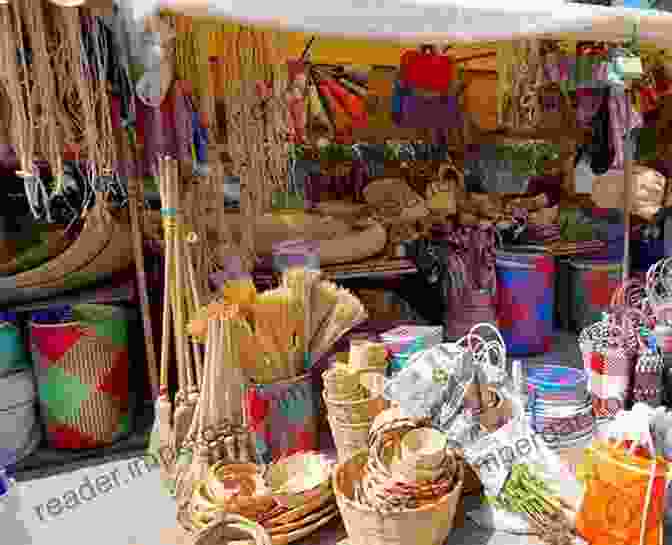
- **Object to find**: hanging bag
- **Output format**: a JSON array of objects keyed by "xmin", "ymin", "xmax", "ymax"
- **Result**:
[
  {"xmin": 580, "ymin": 317, "xmax": 633, "ymax": 419},
  {"xmin": 576, "ymin": 438, "xmax": 669, "ymax": 545},
  {"xmin": 400, "ymin": 45, "xmax": 455, "ymax": 93},
  {"xmin": 631, "ymin": 332, "xmax": 664, "ymax": 407}
]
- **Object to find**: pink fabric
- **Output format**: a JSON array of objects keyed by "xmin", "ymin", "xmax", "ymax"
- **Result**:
[{"xmin": 608, "ymin": 91, "xmax": 643, "ymax": 170}]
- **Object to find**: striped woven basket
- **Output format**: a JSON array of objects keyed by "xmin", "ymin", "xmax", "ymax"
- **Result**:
[{"xmin": 29, "ymin": 305, "xmax": 131, "ymax": 449}]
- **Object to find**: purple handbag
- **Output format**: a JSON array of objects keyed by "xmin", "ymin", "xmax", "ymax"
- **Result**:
[{"xmin": 397, "ymin": 93, "xmax": 463, "ymax": 129}]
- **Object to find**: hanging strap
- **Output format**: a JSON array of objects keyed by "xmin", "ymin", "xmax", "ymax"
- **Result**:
[{"xmin": 640, "ymin": 457, "xmax": 658, "ymax": 545}]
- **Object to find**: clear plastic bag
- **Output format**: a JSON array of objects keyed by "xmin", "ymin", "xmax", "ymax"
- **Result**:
[
  {"xmin": 465, "ymin": 407, "xmax": 583, "ymax": 534},
  {"xmin": 382, "ymin": 341, "xmax": 474, "ymax": 420}
]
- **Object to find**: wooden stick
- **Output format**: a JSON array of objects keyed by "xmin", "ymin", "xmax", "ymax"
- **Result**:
[
  {"xmin": 159, "ymin": 159, "xmax": 173, "ymax": 396},
  {"xmin": 623, "ymin": 89, "xmax": 634, "ymax": 282},
  {"xmin": 117, "ymin": 126, "xmax": 160, "ymax": 398}
]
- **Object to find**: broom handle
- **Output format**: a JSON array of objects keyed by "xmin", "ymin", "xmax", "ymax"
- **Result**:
[
  {"xmin": 119, "ymin": 127, "xmax": 160, "ymax": 398},
  {"xmin": 187, "ymin": 263, "xmax": 204, "ymax": 386},
  {"xmin": 169, "ymin": 159, "xmax": 187, "ymax": 398},
  {"xmin": 159, "ymin": 159, "xmax": 173, "ymax": 394}
]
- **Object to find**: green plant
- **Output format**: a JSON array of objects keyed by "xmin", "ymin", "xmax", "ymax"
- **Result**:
[
  {"xmin": 383, "ymin": 142, "xmax": 403, "ymax": 162},
  {"xmin": 495, "ymin": 142, "xmax": 560, "ymax": 178},
  {"xmin": 320, "ymin": 143, "xmax": 354, "ymax": 163}
]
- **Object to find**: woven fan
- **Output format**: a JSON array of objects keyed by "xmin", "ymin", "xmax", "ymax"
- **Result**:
[
  {"xmin": 253, "ymin": 289, "xmax": 301, "ymax": 381},
  {"xmin": 309, "ymin": 284, "xmax": 368, "ymax": 365},
  {"xmin": 281, "ymin": 267, "xmax": 322, "ymax": 358}
]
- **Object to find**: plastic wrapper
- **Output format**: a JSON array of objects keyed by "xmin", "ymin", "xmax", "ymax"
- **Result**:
[
  {"xmin": 465, "ymin": 394, "xmax": 583, "ymax": 534},
  {"xmin": 382, "ymin": 342, "xmax": 474, "ymax": 423}
]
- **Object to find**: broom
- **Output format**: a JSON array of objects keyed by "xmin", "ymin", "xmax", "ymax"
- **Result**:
[
  {"xmin": 166, "ymin": 158, "xmax": 192, "ymax": 451},
  {"xmin": 156, "ymin": 157, "xmax": 176, "ymax": 479},
  {"xmin": 176, "ymin": 313, "xmax": 247, "ymax": 507},
  {"xmin": 281, "ymin": 268, "xmax": 322, "ymax": 374},
  {"xmin": 254, "ymin": 289, "xmax": 297, "ymax": 381},
  {"xmin": 175, "ymin": 318, "xmax": 219, "ymax": 508}
]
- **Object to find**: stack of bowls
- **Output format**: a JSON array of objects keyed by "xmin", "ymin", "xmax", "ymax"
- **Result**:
[
  {"xmin": 390, "ymin": 428, "xmax": 450, "ymax": 482},
  {"xmin": 323, "ymin": 363, "xmax": 387, "ymax": 462}
]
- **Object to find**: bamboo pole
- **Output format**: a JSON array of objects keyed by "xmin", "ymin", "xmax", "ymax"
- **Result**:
[{"xmin": 117, "ymin": 127, "xmax": 160, "ymax": 399}]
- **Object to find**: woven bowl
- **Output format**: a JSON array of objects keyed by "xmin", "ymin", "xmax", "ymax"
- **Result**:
[
  {"xmin": 335, "ymin": 450, "xmax": 463, "ymax": 545},
  {"xmin": 264, "ymin": 451, "xmax": 333, "ymax": 510},
  {"xmin": 322, "ymin": 368, "xmax": 364, "ymax": 401},
  {"xmin": 203, "ymin": 462, "xmax": 276, "ymax": 522},
  {"xmin": 399, "ymin": 428, "xmax": 450, "ymax": 470}
]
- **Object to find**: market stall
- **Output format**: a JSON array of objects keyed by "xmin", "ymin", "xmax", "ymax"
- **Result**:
[
  {"xmin": 3, "ymin": 0, "xmax": 672, "ymax": 544},
  {"xmin": 111, "ymin": 3, "xmax": 672, "ymax": 545}
]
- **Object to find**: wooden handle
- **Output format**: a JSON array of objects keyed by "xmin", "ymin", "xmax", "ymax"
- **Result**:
[{"xmin": 117, "ymin": 127, "xmax": 160, "ymax": 398}]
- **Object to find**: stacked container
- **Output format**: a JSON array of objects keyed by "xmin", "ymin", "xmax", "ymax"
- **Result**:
[
  {"xmin": 0, "ymin": 313, "xmax": 41, "ymax": 462},
  {"xmin": 495, "ymin": 247, "xmax": 555, "ymax": 356}
]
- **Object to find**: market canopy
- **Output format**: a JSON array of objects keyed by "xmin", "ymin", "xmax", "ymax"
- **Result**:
[{"xmin": 126, "ymin": 0, "xmax": 672, "ymax": 48}]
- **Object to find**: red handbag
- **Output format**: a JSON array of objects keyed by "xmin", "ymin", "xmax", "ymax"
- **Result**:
[
  {"xmin": 400, "ymin": 46, "xmax": 455, "ymax": 93},
  {"xmin": 640, "ymin": 86, "xmax": 658, "ymax": 113}
]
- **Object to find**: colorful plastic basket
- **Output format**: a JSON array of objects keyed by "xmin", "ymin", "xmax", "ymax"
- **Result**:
[
  {"xmin": 496, "ymin": 250, "xmax": 555, "ymax": 356},
  {"xmin": 29, "ymin": 305, "xmax": 131, "ymax": 449}
]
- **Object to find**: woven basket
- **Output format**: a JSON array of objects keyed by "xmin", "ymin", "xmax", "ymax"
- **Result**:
[
  {"xmin": 323, "ymin": 390, "xmax": 387, "ymax": 425},
  {"xmin": 495, "ymin": 251, "xmax": 555, "ymax": 356},
  {"xmin": 320, "ymin": 161, "xmax": 353, "ymax": 178},
  {"xmin": 327, "ymin": 416, "xmax": 372, "ymax": 463},
  {"xmin": 0, "ymin": 322, "xmax": 31, "ymax": 377},
  {"xmin": 245, "ymin": 373, "xmax": 319, "ymax": 464},
  {"xmin": 15, "ymin": 200, "xmax": 125, "ymax": 287},
  {"xmin": 29, "ymin": 306, "xmax": 131, "ymax": 449},
  {"xmin": 192, "ymin": 513, "xmax": 272, "ymax": 545},
  {"xmin": 334, "ymin": 449, "xmax": 463, "ymax": 545},
  {"xmin": 444, "ymin": 289, "xmax": 496, "ymax": 342},
  {"xmin": 0, "ymin": 368, "xmax": 41, "ymax": 462}
]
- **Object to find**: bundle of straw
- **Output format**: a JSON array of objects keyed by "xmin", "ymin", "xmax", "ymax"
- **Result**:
[{"xmin": 309, "ymin": 284, "xmax": 368, "ymax": 365}]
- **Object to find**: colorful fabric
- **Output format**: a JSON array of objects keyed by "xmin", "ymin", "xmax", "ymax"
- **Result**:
[
  {"xmin": 245, "ymin": 374, "xmax": 318, "ymax": 464},
  {"xmin": 135, "ymin": 81, "xmax": 194, "ymax": 177},
  {"xmin": 30, "ymin": 306, "xmax": 130, "ymax": 449},
  {"xmin": 608, "ymin": 89, "xmax": 643, "ymax": 170}
]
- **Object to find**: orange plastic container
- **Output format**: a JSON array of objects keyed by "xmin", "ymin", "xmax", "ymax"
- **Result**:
[{"xmin": 575, "ymin": 441, "xmax": 668, "ymax": 545}]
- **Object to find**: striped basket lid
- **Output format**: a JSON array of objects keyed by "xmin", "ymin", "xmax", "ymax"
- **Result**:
[
  {"xmin": 0, "ymin": 312, "xmax": 18, "ymax": 323},
  {"xmin": 30, "ymin": 306, "xmax": 74, "ymax": 325}
]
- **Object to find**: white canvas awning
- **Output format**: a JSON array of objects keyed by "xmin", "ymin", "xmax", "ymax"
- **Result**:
[{"xmin": 126, "ymin": 0, "xmax": 672, "ymax": 48}]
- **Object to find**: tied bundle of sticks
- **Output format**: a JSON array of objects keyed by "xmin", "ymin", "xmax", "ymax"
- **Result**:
[{"xmin": 156, "ymin": 157, "xmax": 207, "ymax": 489}]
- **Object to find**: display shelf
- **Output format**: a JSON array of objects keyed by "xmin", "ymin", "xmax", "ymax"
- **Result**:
[
  {"xmin": 2, "ymin": 274, "xmax": 137, "ymax": 313},
  {"xmin": 13, "ymin": 405, "xmax": 154, "ymax": 482}
]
